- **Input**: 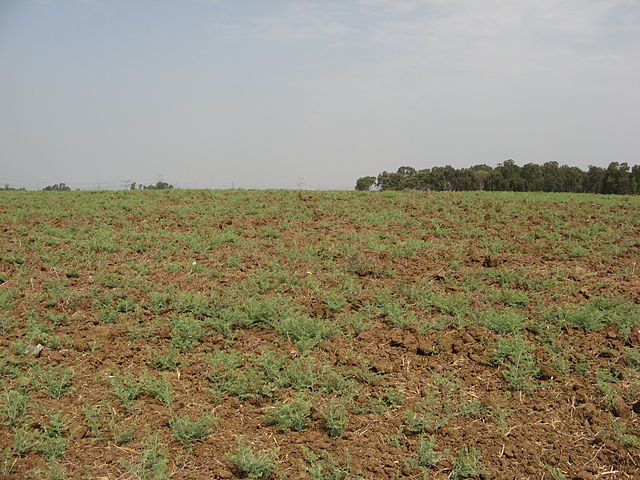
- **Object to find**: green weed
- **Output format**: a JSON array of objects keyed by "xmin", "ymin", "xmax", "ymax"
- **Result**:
[
  {"xmin": 491, "ymin": 336, "xmax": 539, "ymax": 392},
  {"xmin": 450, "ymin": 447, "xmax": 487, "ymax": 479},
  {"xmin": 302, "ymin": 447, "xmax": 363, "ymax": 480},
  {"xmin": 264, "ymin": 396, "xmax": 311, "ymax": 432},
  {"xmin": 110, "ymin": 372, "xmax": 143, "ymax": 406},
  {"xmin": 146, "ymin": 348, "xmax": 179, "ymax": 371},
  {"xmin": 477, "ymin": 309, "xmax": 525, "ymax": 334},
  {"xmin": 171, "ymin": 315, "xmax": 207, "ymax": 351},
  {"xmin": 39, "ymin": 413, "xmax": 68, "ymax": 461},
  {"xmin": 35, "ymin": 367, "xmax": 74, "ymax": 399},
  {"xmin": 120, "ymin": 433, "xmax": 168, "ymax": 480},
  {"xmin": 415, "ymin": 435, "xmax": 442, "ymax": 468},
  {"xmin": 83, "ymin": 404, "xmax": 103, "ymax": 440},
  {"xmin": 275, "ymin": 315, "xmax": 338, "ymax": 350},
  {"xmin": 228, "ymin": 438, "xmax": 278, "ymax": 480},
  {"xmin": 323, "ymin": 399, "xmax": 348, "ymax": 437},
  {"xmin": 9, "ymin": 423, "xmax": 40, "ymax": 456},
  {"xmin": 170, "ymin": 414, "xmax": 215, "ymax": 449},
  {"xmin": 1, "ymin": 389, "xmax": 29, "ymax": 426},
  {"xmin": 109, "ymin": 415, "xmax": 136, "ymax": 445}
]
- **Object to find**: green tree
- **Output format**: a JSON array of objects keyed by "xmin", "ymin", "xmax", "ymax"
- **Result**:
[
  {"xmin": 43, "ymin": 183, "xmax": 71, "ymax": 191},
  {"xmin": 355, "ymin": 176, "xmax": 376, "ymax": 191}
]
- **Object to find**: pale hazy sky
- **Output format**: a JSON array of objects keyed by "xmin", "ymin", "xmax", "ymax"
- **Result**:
[{"xmin": 1, "ymin": 0, "xmax": 639, "ymax": 190}]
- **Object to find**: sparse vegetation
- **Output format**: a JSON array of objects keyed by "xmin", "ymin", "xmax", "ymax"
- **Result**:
[{"xmin": 0, "ymin": 189, "xmax": 638, "ymax": 478}]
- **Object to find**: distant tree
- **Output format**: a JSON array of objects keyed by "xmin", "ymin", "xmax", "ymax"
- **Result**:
[
  {"xmin": 143, "ymin": 181, "xmax": 174, "ymax": 190},
  {"xmin": 413, "ymin": 169, "xmax": 431, "ymax": 190},
  {"xmin": 397, "ymin": 166, "xmax": 417, "ymax": 178},
  {"xmin": 130, "ymin": 182, "xmax": 137, "ymax": 190},
  {"xmin": 355, "ymin": 176, "xmax": 376, "ymax": 191},
  {"xmin": 520, "ymin": 163, "xmax": 543, "ymax": 191},
  {"xmin": 559, "ymin": 165, "xmax": 586, "ymax": 193},
  {"xmin": 631, "ymin": 165, "xmax": 640, "ymax": 194},
  {"xmin": 43, "ymin": 183, "xmax": 71, "ymax": 191},
  {"xmin": 469, "ymin": 165, "xmax": 492, "ymax": 191},
  {"xmin": 541, "ymin": 162, "xmax": 561, "ymax": 192},
  {"xmin": 376, "ymin": 171, "xmax": 404, "ymax": 190},
  {"xmin": 1, "ymin": 184, "xmax": 26, "ymax": 191},
  {"xmin": 585, "ymin": 165, "xmax": 605, "ymax": 193},
  {"xmin": 358, "ymin": 161, "xmax": 639, "ymax": 194}
]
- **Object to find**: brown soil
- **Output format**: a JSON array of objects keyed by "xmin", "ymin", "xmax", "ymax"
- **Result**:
[{"xmin": 0, "ymin": 190, "xmax": 639, "ymax": 479}]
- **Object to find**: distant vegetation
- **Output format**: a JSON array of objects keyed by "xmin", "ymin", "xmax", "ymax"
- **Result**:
[
  {"xmin": 129, "ymin": 181, "xmax": 174, "ymax": 190},
  {"xmin": 357, "ymin": 160, "xmax": 640, "ymax": 194},
  {"xmin": 43, "ymin": 183, "xmax": 71, "ymax": 191},
  {"xmin": 37, "ymin": 181, "xmax": 175, "ymax": 191}
]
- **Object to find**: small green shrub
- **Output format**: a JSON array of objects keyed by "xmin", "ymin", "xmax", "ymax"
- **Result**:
[
  {"xmin": 170, "ymin": 414, "xmax": 215, "ymax": 449},
  {"xmin": 39, "ymin": 413, "xmax": 68, "ymax": 461},
  {"xmin": 10, "ymin": 423, "xmax": 40, "ymax": 456},
  {"xmin": 323, "ymin": 399, "xmax": 348, "ymax": 437},
  {"xmin": 565, "ymin": 305, "xmax": 604, "ymax": 331},
  {"xmin": 491, "ymin": 336, "xmax": 539, "ymax": 392},
  {"xmin": 542, "ymin": 463, "xmax": 568, "ymax": 480},
  {"xmin": 83, "ymin": 404, "xmax": 103, "ymax": 440},
  {"xmin": 624, "ymin": 347, "xmax": 640, "ymax": 369},
  {"xmin": 302, "ymin": 447, "xmax": 363, "ymax": 480},
  {"xmin": 383, "ymin": 387, "xmax": 404, "ymax": 407},
  {"xmin": 0, "ymin": 316, "xmax": 16, "ymax": 334},
  {"xmin": 275, "ymin": 315, "xmax": 338, "ymax": 349},
  {"xmin": 1, "ymin": 389, "xmax": 29, "ymax": 426},
  {"xmin": 109, "ymin": 415, "xmax": 136, "ymax": 445},
  {"xmin": 382, "ymin": 301, "xmax": 416, "ymax": 329},
  {"xmin": 416, "ymin": 435, "xmax": 442, "ymax": 467},
  {"xmin": 450, "ymin": 447, "xmax": 487, "ymax": 479},
  {"xmin": 120, "ymin": 433, "xmax": 168, "ymax": 480},
  {"xmin": 30, "ymin": 461, "xmax": 66, "ymax": 480},
  {"xmin": 110, "ymin": 372, "xmax": 143, "ymax": 406},
  {"xmin": 171, "ymin": 315, "xmax": 207, "ymax": 351},
  {"xmin": 324, "ymin": 290, "xmax": 348, "ymax": 312},
  {"xmin": 477, "ymin": 309, "xmax": 525, "ymax": 334},
  {"xmin": 146, "ymin": 348, "xmax": 179, "ymax": 371},
  {"xmin": 99, "ymin": 307, "xmax": 118, "ymax": 324},
  {"xmin": 405, "ymin": 409, "xmax": 431, "ymax": 434},
  {"xmin": 338, "ymin": 311, "xmax": 373, "ymax": 336},
  {"xmin": 241, "ymin": 296, "xmax": 287, "ymax": 327},
  {"xmin": 35, "ymin": 367, "xmax": 74, "ymax": 399},
  {"xmin": 228, "ymin": 438, "xmax": 278, "ymax": 480},
  {"xmin": 46, "ymin": 312, "xmax": 69, "ymax": 326},
  {"xmin": 144, "ymin": 374, "xmax": 175, "ymax": 405},
  {"xmin": 264, "ymin": 397, "xmax": 311, "ymax": 432}
]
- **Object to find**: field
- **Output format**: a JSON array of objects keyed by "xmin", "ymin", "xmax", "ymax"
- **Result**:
[{"xmin": 0, "ymin": 189, "xmax": 639, "ymax": 480}]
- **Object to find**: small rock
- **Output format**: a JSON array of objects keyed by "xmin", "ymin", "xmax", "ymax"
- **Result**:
[
  {"xmin": 469, "ymin": 353, "xmax": 484, "ymax": 363},
  {"xmin": 466, "ymin": 326, "xmax": 487, "ymax": 340},
  {"xmin": 583, "ymin": 402, "xmax": 597, "ymax": 419},
  {"xmin": 537, "ymin": 365, "xmax": 558, "ymax": 380},
  {"xmin": 217, "ymin": 469, "xmax": 233, "ymax": 479},
  {"xmin": 451, "ymin": 340, "xmax": 464, "ymax": 353},
  {"xmin": 72, "ymin": 425, "xmax": 89, "ymax": 440},
  {"xmin": 592, "ymin": 431, "xmax": 605, "ymax": 444},
  {"xmin": 461, "ymin": 333, "xmax": 474, "ymax": 343},
  {"xmin": 24, "ymin": 344, "xmax": 44, "ymax": 357},
  {"xmin": 612, "ymin": 397, "xmax": 631, "ymax": 418},
  {"xmin": 483, "ymin": 255, "xmax": 499, "ymax": 268},
  {"xmin": 503, "ymin": 446, "xmax": 515, "ymax": 458}
]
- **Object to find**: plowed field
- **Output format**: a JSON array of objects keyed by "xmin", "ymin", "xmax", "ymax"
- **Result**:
[{"xmin": 0, "ymin": 190, "xmax": 639, "ymax": 480}]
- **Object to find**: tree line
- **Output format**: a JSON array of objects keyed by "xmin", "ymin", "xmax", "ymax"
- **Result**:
[
  {"xmin": 37, "ymin": 181, "xmax": 175, "ymax": 191},
  {"xmin": 356, "ymin": 161, "xmax": 640, "ymax": 194}
]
